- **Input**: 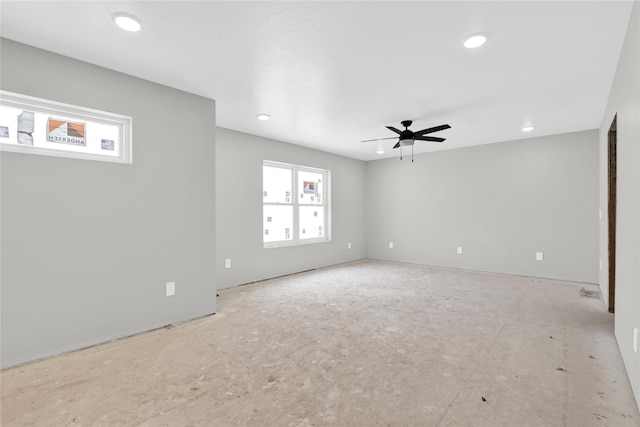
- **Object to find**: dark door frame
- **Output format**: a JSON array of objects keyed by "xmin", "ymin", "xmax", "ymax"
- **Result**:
[{"xmin": 607, "ymin": 115, "xmax": 617, "ymax": 314}]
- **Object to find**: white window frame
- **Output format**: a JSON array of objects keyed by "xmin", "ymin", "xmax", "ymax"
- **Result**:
[
  {"xmin": 263, "ymin": 160, "xmax": 331, "ymax": 248},
  {"xmin": 0, "ymin": 91, "xmax": 132, "ymax": 164}
]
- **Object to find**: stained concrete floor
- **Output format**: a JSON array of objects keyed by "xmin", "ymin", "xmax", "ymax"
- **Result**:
[{"xmin": 1, "ymin": 260, "xmax": 639, "ymax": 426}]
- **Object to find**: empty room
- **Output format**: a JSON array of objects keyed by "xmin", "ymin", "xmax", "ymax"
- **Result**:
[{"xmin": 1, "ymin": 1, "xmax": 639, "ymax": 426}]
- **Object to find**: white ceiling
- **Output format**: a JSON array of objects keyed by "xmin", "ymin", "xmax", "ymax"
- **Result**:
[{"xmin": 0, "ymin": 1, "xmax": 634, "ymax": 161}]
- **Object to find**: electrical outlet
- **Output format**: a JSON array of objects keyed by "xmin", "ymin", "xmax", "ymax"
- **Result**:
[
  {"xmin": 389, "ymin": 241, "xmax": 394, "ymax": 249},
  {"xmin": 348, "ymin": 242, "xmax": 351, "ymax": 249},
  {"xmin": 166, "ymin": 281, "xmax": 175, "ymax": 297},
  {"xmin": 225, "ymin": 258, "xmax": 231, "ymax": 269},
  {"xmin": 634, "ymin": 327, "xmax": 639, "ymax": 354},
  {"xmin": 457, "ymin": 246, "xmax": 463, "ymax": 255},
  {"xmin": 536, "ymin": 252, "xmax": 543, "ymax": 261}
]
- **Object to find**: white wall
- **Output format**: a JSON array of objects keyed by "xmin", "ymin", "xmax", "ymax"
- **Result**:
[
  {"xmin": 0, "ymin": 39, "xmax": 217, "ymax": 368},
  {"xmin": 215, "ymin": 127, "xmax": 366, "ymax": 289},
  {"xmin": 598, "ymin": 1, "xmax": 640, "ymax": 409},
  {"xmin": 365, "ymin": 130, "xmax": 599, "ymax": 283}
]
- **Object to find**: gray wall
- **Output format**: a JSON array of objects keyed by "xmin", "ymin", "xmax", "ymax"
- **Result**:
[
  {"xmin": 215, "ymin": 127, "xmax": 365, "ymax": 289},
  {"xmin": 0, "ymin": 39, "xmax": 217, "ymax": 369},
  {"xmin": 365, "ymin": 130, "xmax": 599, "ymax": 283},
  {"xmin": 598, "ymin": 1, "xmax": 640, "ymax": 409}
]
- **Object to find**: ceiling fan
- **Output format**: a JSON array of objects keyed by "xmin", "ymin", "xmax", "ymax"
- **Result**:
[{"xmin": 362, "ymin": 120, "xmax": 451, "ymax": 161}]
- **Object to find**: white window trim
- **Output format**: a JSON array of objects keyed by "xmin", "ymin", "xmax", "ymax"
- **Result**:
[
  {"xmin": 263, "ymin": 160, "xmax": 331, "ymax": 248},
  {"xmin": 0, "ymin": 90, "xmax": 132, "ymax": 164}
]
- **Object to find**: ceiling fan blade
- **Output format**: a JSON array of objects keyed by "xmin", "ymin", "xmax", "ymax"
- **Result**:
[
  {"xmin": 386, "ymin": 126, "xmax": 402, "ymax": 135},
  {"xmin": 393, "ymin": 141, "xmax": 400, "ymax": 149},
  {"xmin": 414, "ymin": 124, "xmax": 451, "ymax": 136},
  {"xmin": 415, "ymin": 136, "xmax": 445, "ymax": 142},
  {"xmin": 361, "ymin": 137, "xmax": 400, "ymax": 143}
]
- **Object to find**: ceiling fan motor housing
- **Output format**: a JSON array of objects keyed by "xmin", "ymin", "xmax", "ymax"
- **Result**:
[{"xmin": 399, "ymin": 129, "xmax": 415, "ymax": 146}]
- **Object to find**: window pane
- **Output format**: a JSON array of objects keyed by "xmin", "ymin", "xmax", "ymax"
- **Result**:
[
  {"xmin": 263, "ymin": 205, "xmax": 293, "ymax": 243},
  {"xmin": 297, "ymin": 170, "xmax": 323, "ymax": 205},
  {"xmin": 299, "ymin": 206, "xmax": 324, "ymax": 239},
  {"xmin": 263, "ymin": 166, "xmax": 292, "ymax": 204},
  {"xmin": 0, "ymin": 92, "xmax": 131, "ymax": 164}
]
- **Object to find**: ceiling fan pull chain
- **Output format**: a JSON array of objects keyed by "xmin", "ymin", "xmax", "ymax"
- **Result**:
[
  {"xmin": 412, "ymin": 145, "xmax": 414, "ymax": 163},
  {"xmin": 400, "ymin": 146, "xmax": 403, "ymax": 160}
]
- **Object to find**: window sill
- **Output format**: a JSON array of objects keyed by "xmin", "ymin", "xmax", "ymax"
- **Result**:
[{"xmin": 264, "ymin": 238, "xmax": 331, "ymax": 249}]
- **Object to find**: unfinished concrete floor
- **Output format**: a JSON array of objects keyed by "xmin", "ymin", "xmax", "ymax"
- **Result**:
[{"xmin": 2, "ymin": 260, "xmax": 638, "ymax": 426}]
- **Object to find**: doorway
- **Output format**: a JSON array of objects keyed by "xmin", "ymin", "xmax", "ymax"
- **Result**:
[{"xmin": 607, "ymin": 115, "xmax": 617, "ymax": 313}]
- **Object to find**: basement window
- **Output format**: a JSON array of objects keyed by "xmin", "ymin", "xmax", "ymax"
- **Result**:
[
  {"xmin": 263, "ymin": 160, "xmax": 331, "ymax": 247},
  {"xmin": 0, "ymin": 91, "xmax": 132, "ymax": 164}
]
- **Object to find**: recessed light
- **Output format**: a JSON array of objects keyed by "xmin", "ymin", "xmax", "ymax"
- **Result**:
[
  {"xmin": 376, "ymin": 149, "xmax": 384, "ymax": 154},
  {"xmin": 463, "ymin": 34, "xmax": 487, "ymax": 49},
  {"xmin": 112, "ymin": 13, "xmax": 143, "ymax": 32},
  {"xmin": 522, "ymin": 126, "xmax": 535, "ymax": 132},
  {"xmin": 257, "ymin": 114, "xmax": 271, "ymax": 121}
]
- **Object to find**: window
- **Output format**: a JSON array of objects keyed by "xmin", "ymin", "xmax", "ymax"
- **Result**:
[
  {"xmin": 0, "ymin": 91, "xmax": 132, "ymax": 164},
  {"xmin": 263, "ymin": 160, "xmax": 330, "ymax": 247}
]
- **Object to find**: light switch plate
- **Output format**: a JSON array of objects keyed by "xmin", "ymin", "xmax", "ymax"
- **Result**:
[
  {"xmin": 225, "ymin": 258, "xmax": 231, "ymax": 269},
  {"xmin": 457, "ymin": 246, "xmax": 463, "ymax": 255},
  {"xmin": 536, "ymin": 252, "xmax": 543, "ymax": 261},
  {"xmin": 166, "ymin": 281, "xmax": 175, "ymax": 297},
  {"xmin": 389, "ymin": 242, "xmax": 394, "ymax": 249}
]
